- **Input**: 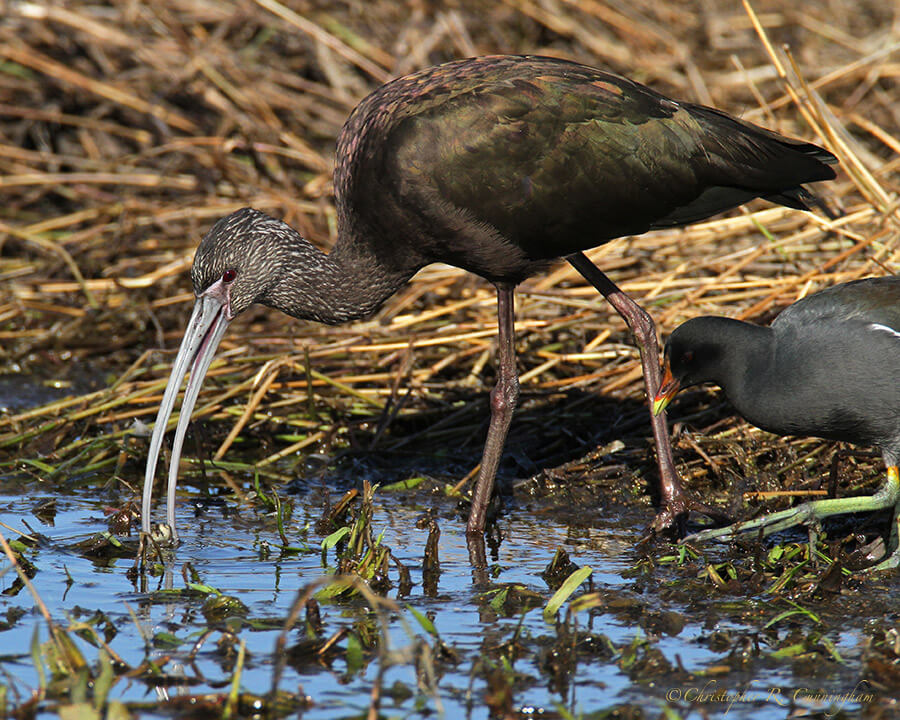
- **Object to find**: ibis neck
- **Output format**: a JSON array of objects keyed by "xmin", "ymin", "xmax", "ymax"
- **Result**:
[{"xmin": 264, "ymin": 227, "xmax": 419, "ymax": 326}]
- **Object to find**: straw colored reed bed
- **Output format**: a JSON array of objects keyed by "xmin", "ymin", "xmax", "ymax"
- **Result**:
[{"xmin": 0, "ymin": 0, "xmax": 897, "ymax": 506}]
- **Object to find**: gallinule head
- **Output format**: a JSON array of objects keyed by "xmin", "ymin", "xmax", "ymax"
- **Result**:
[
  {"xmin": 654, "ymin": 276, "xmax": 900, "ymax": 571},
  {"xmin": 140, "ymin": 55, "xmax": 836, "ymax": 545}
]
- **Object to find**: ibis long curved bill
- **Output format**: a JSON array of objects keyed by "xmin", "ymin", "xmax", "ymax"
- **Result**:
[{"xmin": 141, "ymin": 289, "xmax": 231, "ymax": 540}]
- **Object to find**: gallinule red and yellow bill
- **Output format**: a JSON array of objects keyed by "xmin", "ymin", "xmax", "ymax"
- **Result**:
[
  {"xmin": 140, "ymin": 55, "xmax": 836, "ymax": 544},
  {"xmin": 654, "ymin": 276, "xmax": 900, "ymax": 571}
]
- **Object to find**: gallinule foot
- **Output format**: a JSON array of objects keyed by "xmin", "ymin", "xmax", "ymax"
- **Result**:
[
  {"xmin": 654, "ymin": 276, "xmax": 900, "ymax": 571},
  {"xmin": 140, "ymin": 55, "xmax": 836, "ymax": 546}
]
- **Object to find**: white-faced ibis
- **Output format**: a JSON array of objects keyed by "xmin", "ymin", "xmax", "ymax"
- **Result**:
[
  {"xmin": 654, "ymin": 276, "xmax": 900, "ymax": 571},
  {"xmin": 140, "ymin": 55, "xmax": 836, "ymax": 543}
]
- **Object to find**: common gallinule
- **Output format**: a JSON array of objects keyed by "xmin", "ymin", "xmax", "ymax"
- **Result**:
[
  {"xmin": 141, "ymin": 55, "xmax": 837, "ymax": 544},
  {"xmin": 654, "ymin": 276, "xmax": 900, "ymax": 571}
]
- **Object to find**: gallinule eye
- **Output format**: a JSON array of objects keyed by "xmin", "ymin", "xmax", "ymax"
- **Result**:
[
  {"xmin": 654, "ymin": 276, "xmax": 900, "ymax": 571},
  {"xmin": 140, "ymin": 54, "xmax": 836, "ymax": 545}
]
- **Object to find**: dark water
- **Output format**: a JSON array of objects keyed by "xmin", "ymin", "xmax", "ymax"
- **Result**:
[{"xmin": 1, "ymin": 473, "xmax": 893, "ymax": 719}]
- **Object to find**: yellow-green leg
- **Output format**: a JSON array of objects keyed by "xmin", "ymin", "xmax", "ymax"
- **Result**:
[
  {"xmin": 683, "ymin": 466, "xmax": 900, "ymax": 572},
  {"xmin": 868, "ymin": 468, "xmax": 900, "ymax": 571}
]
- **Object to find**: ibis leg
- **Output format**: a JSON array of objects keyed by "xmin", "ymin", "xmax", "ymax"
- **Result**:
[
  {"xmin": 467, "ymin": 284, "xmax": 520, "ymax": 537},
  {"xmin": 685, "ymin": 466, "xmax": 900, "ymax": 572},
  {"xmin": 567, "ymin": 252, "xmax": 722, "ymax": 531}
]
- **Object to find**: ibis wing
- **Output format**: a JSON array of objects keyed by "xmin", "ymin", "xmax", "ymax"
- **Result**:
[
  {"xmin": 385, "ymin": 66, "xmax": 709, "ymax": 258},
  {"xmin": 376, "ymin": 58, "xmax": 833, "ymax": 259},
  {"xmin": 337, "ymin": 55, "xmax": 835, "ymax": 268}
]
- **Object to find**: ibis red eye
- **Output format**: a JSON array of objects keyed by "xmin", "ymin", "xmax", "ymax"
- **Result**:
[{"xmin": 222, "ymin": 269, "xmax": 237, "ymax": 284}]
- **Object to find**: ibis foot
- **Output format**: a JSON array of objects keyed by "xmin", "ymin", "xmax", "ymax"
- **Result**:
[{"xmin": 650, "ymin": 493, "xmax": 732, "ymax": 536}]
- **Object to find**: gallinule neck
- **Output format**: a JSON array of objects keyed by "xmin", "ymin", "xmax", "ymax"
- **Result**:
[
  {"xmin": 654, "ymin": 276, "xmax": 900, "ymax": 571},
  {"xmin": 141, "ymin": 54, "xmax": 837, "ymax": 545}
]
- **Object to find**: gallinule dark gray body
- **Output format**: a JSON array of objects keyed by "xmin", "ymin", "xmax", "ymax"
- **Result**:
[
  {"xmin": 140, "ymin": 54, "xmax": 837, "ymax": 544},
  {"xmin": 654, "ymin": 276, "xmax": 900, "ymax": 571}
]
